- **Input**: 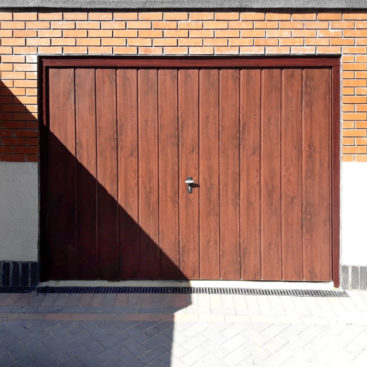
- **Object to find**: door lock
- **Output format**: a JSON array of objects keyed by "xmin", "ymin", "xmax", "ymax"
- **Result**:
[{"xmin": 184, "ymin": 176, "xmax": 195, "ymax": 194}]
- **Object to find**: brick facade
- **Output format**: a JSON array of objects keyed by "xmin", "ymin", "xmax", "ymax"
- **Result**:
[{"xmin": 0, "ymin": 11, "xmax": 367, "ymax": 162}]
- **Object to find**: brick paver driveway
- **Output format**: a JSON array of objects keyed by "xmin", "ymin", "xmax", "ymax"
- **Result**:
[{"xmin": 0, "ymin": 289, "xmax": 366, "ymax": 366}]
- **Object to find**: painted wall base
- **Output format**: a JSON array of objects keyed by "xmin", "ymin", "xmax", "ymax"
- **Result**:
[{"xmin": 0, "ymin": 261, "xmax": 38, "ymax": 287}]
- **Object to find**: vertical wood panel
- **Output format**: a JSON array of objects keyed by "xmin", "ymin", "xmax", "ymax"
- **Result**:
[
  {"xmin": 281, "ymin": 69, "xmax": 303, "ymax": 280},
  {"xmin": 219, "ymin": 69, "xmax": 240, "ymax": 280},
  {"xmin": 96, "ymin": 69, "xmax": 119, "ymax": 280},
  {"xmin": 117, "ymin": 69, "xmax": 139, "ymax": 279},
  {"xmin": 138, "ymin": 69, "xmax": 160, "ymax": 279},
  {"xmin": 261, "ymin": 69, "xmax": 282, "ymax": 280},
  {"xmin": 303, "ymin": 68, "xmax": 331, "ymax": 281},
  {"xmin": 240, "ymin": 69, "xmax": 261, "ymax": 280},
  {"xmin": 178, "ymin": 69, "xmax": 199, "ymax": 279},
  {"xmin": 75, "ymin": 68, "xmax": 97, "ymax": 279},
  {"xmin": 199, "ymin": 69, "xmax": 220, "ymax": 279},
  {"xmin": 47, "ymin": 68, "xmax": 76, "ymax": 279},
  {"xmin": 158, "ymin": 69, "xmax": 181, "ymax": 278}
]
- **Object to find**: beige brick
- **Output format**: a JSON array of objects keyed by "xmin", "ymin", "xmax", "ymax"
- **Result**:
[
  {"xmin": 343, "ymin": 146, "xmax": 367, "ymax": 153},
  {"xmin": 343, "ymin": 121, "xmax": 355, "ymax": 128},
  {"xmin": 89, "ymin": 30, "xmax": 113, "ymax": 37},
  {"xmin": 279, "ymin": 38, "xmax": 303, "ymax": 46},
  {"xmin": 203, "ymin": 21, "xmax": 228, "ymax": 29},
  {"xmin": 114, "ymin": 30, "xmax": 137, "ymax": 37},
  {"xmin": 0, "ymin": 72, "xmax": 25, "ymax": 79},
  {"xmin": 164, "ymin": 30, "xmax": 188, "ymax": 37},
  {"xmin": 189, "ymin": 46, "xmax": 214, "ymax": 54},
  {"xmin": 343, "ymin": 96, "xmax": 367, "ymax": 103},
  {"xmin": 215, "ymin": 30, "xmax": 239, "ymax": 37},
  {"xmin": 304, "ymin": 21, "xmax": 329, "ymax": 29},
  {"xmin": 63, "ymin": 13, "xmax": 88, "ymax": 20},
  {"xmin": 331, "ymin": 21, "xmax": 355, "ymax": 29},
  {"xmin": 240, "ymin": 12, "xmax": 265, "ymax": 21},
  {"xmin": 60, "ymin": 46, "xmax": 87, "ymax": 54},
  {"xmin": 164, "ymin": 47, "xmax": 188, "ymax": 54},
  {"xmin": 266, "ymin": 46, "xmax": 290, "ymax": 54},
  {"xmin": 127, "ymin": 38, "xmax": 152, "ymax": 46},
  {"xmin": 89, "ymin": 13, "xmax": 113, "ymax": 20},
  {"xmin": 318, "ymin": 13, "xmax": 342, "ymax": 20},
  {"xmin": 113, "ymin": 46, "xmax": 137, "ymax": 54},
  {"xmin": 13, "ymin": 30, "xmax": 36, "ymax": 37},
  {"xmin": 1, "ymin": 55, "xmax": 25, "ymax": 63},
  {"xmin": 355, "ymin": 55, "xmax": 367, "ymax": 62},
  {"xmin": 343, "ymin": 87, "xmax": 355, "ymax": 94},
  {"xmin": 343, "ymin": 137, "xmax": 355, "ymax": 145},
  {"xmin": 266, "ymin": 13, "xmax": 291, "ymax": 20},
  {"xmin": 13, "ymin": 12, "xmax": 37, "ymax": 20},
  {"xmin": 38, "ymin": 46, "xmax": 62, "ymax": 54},
  {"xmin": 76, "ymin": 21, "xmax": 100, "ymax": 29},
  {"xmin": 356, "ymin": 155, "xmax": 367, "ymax": 162},
  {"xmin": 305, "ymin": 38, "xmax": 330, "ymax": 46},
  {"xmin": 127, "ymin": 21, "xmax": 151, "ymax": 29},
  {"xmin": 241, "ymin": 30, "xmax": 265, "ymax": 37},
  {"xmin": 153, "ymin": 38, "xmax": 177, "ymax": 46},
  {"xmin": 318, "ymin": 30, "xmax": 342, "ymax": 37},
  {"xmin": 1, "ymin": 38, "xmax": 25, "ymax": 46},
  {"xmin": 179, "ymin": 22, "xmax": 203, "ymax": 29},
  {"xmin": 13, "ymin": 47, "xmax": 37, "ymax": 54},
  {"xmin": 38, "ymin": 30, "xmax": 62, "ymax": 37},
  {"xmin": 228, "ymin": 21, "xmax": 253, "ymax": 29},
  {"xmin": 240, "ymin": 46, "xmax": 265, "ymax": 54},
  {"xmin": 356, "ymin": 21, "xmax": 367, "ymax": 28},
  {"xmin": 0, "ymin": 47, "xmax": 12, "ymax": 54},
  {"xmin": 292, "ymin": 13, "xmax": 316, "ymax": 20},
  {"xmin": 114, "ymin": 13, "xmax": 138, "ymax": 20},
  {"xmin": 52, "ymin": 38, "xmax": 76, "ymax": 46},
  {"xmin": 292, "ymin": 30, "xmax": 316, "ymax": 37},
  {"xmin": 139, "ymin": 30, "xmax": 163, "ymax": 37},
  {"xmin": 139, "ymin": 47, "xmax": 162, "ymax": 55},
  {"xmin": 215, "ymin": 46, "xmax": 239, "ymax": 54},
  {"xmin": 291, "ymin": 46, "xmax": 315, "ymax": 54},
  {"xmin": 153, "ymin": 21, "xmax": 177, "ymax": 29},
  {"xmin": 50, "ymin": 21, "xmax": 75, "ymax": 29},
  {"xmin": 331, "ymin": 38, "xmax": 355, "ymax": 46},
  {"xmin": 63, "ymin": 29, "xmax": 87, "ymax": 37},
  {"xmin": 88, "ymin": 46, "xmax": 112, "ymax": 54},
  {"xmin": 26, "ymin": 38, "xmax": 51, "ymax": 46},
  {"xmin": 356, "ymin": 138, "xmax": 367, "ymax": 144},
  {"xmin": 102, "ymin": 38, "xmax": 126, "ymax": 46},
  {"xmin": 344, "ymin": 30, "xmax": 367, "ymax": 37},
  {"xmin": 279, "ymin": 21, "xmax": 304, "ymax": 29},
  {"xmin": 1, "ymin": 21, "xmax": 25, "ymax": 29},
  {"xmin": 215, "ymin": 12, "xmax": 239, "ymax": 20},
  {"xmin": 0, "ymin": 64, "xmax": 13, "ymax": 71},
  {"xmin": 344, "ymin": 113, "xmax": 367, "ymax": 121},
  {"xmin": 317, "ymin": 46, "xmax": 341, "ymax": 53},
  {"xmin": 139, "ymin": 12, "xmax": 162, "ymax": 20},
  {"xmin": 343, "ymin": 79, "xmax": 366, "ymax": 86},
  {"xmin": 101, "ymin": 21, "xmax": 126, "ymax": 29},
  {"xmin": 343, "ymin": 46, "xmax": 367, "ymax": 53},
  {"xmin": 76, "ymin": 38, "xmax": 101, "ymax": 46},
  {"xmin": 266, "ymin": 30, "xmax": 291, "ymax": 37},
  {"xmin": 255, "ymin": 38, "xmax": 278, "ymax": 46},
  {"xmin": 190, "ymin": 30, "xmax": 214, "ymax": 38},
  {"xmin": 342, "ymin": 55, "xmax": 355, "ymax": 62},
  {"xmin": 343, "ymin": 63, "xmax": 367, "ymax": 70},
  {"xmin": 178, "ymin": 38, "xmax": 202, "ymax": 46},
  {"xmin": 26, "ymin": 21, "xmax": 50, "ymax": 29},
  {"xmin": 190, "ymin": 13, "xmax": 214, "ymax": 21},
  {"xmin": 38, "ymin": 13, "xmax": 63, "ymax": 20},
  {"xmin": 342, "ymin": 155, "xmax": 354, "ymax": 162},
  {"xmin": 228, "ymin": 38, "xmax": 253, "ymax": 46},
  {"xmin": 0, "ymin": 13, "xmax": 12, "ymax": 20},
  {"xmin": 356, "ymin": 38, "xmax": 367, "ymax": 45},
  {"xmin": 0, "ymin": 30, "xmax": 12, "ymax": 37},
  {"xmin": 254, "ymin": 21, "xmax": 278, "ymax": 29},
  {"xmin": 164, "ymin": 13, "xmax": 188, "ymax": 21}
]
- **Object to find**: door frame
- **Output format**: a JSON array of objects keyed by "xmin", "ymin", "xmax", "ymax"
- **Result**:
[{"xmin": 39, "ymin": 56, "xmax": 340, "ymax": 286}]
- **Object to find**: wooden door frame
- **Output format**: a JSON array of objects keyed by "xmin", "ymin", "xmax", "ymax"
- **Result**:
[{"xmin": 39, "ymin": 56, "xmax": 341, "ymax": 286}]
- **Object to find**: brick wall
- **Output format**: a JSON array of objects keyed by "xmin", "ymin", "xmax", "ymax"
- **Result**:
[{"xmin": 1, "ymin": 10, "xmax": 367, "ymax": 162}]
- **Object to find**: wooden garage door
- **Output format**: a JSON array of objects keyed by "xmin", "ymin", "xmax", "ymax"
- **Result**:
[{"xmin": 41, "ymin": 58, "xmax": 339, "ymax": 283}]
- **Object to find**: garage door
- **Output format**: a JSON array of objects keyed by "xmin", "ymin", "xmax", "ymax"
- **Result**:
[{"xmin": 40, "ymin": 57, "xmax": 340, "ymax": 283}]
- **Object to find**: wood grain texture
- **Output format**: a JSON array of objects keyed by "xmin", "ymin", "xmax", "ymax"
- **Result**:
[
  {"xmin": 199, "ymin": 69, "xmax": 220, "ymax": 279},
  {"xmin": 96, "ymin": 68, "xmax": 119, "ymax": 280},
  {"xmin": 138, "ymin": 69, "xmax": 160, "ymax": 279},
  {"xmin": 240, "ymin": 69, "xmax": 261, "ymax": 280},
  {"xmin": 261, "ymin": 69, "xmax": 282, "ymax": 281},
  {"xmin": 47, "ymin": 68, "xmax": 76, "ymax": 279},
  {"xmin": 303, "ymin": 68, "xmax": 331, "ymax": 281},
  {"xmin": 219, "ymin": 69, "xmax": 240, "ymax": 280},
  {"xmin": 158, "ymin": 69, "xmax": 181, "ymax": 278},
  {"xmin": 281, "ymin": 69, "xmax": 303, "ymax": 281},
  {"xmin": 117, "ymin": 69, "xmax": 139, "ymax": 279},
  {"xmin": 75, "ymin": 68, "xmax": 97, "ymax": 279},
  {"xmin": 178, "ymin": 69, "xmax": 199, "ymax": 279}
]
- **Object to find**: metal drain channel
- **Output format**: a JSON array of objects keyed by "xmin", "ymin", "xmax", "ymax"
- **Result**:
[{"xmin": 0, "ymin": 286, "xmax": 348, "ymax": 297}]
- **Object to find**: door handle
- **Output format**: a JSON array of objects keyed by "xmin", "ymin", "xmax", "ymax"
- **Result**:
[{"xmin": 184, "ymin": 177, "xmax": 195, "ymax": 193}]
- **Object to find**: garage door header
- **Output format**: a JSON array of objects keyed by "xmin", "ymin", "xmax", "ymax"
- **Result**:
[{"xmin": 3, "ymin": 0, "xmax": 367, "ymax": 10}]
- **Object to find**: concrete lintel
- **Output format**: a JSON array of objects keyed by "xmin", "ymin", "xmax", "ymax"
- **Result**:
[{"xmin": 2, "ymin": 0, "xmax": 367, "ymax": 10}]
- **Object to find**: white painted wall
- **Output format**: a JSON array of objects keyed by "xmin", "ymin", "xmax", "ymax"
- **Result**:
[
  {"xmin": 0, "ymin": 162, "xmax": 38, "ymax": 261},
  {"xmin": 341, "ymin": 161, "xmax": 367, "ymax": 266}
]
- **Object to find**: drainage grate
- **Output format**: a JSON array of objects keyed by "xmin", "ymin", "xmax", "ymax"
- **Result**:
[{"xmin": 0, "ymin": 286, "xmax": 348, "ymax": 297}]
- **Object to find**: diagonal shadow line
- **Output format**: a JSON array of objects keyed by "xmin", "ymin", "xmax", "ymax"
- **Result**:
[{"xmin": 1, "ymin": 80, "xmax": 192, "ymax": 367}]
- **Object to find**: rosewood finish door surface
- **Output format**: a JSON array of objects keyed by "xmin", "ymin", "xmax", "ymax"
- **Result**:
[{"xmin": 43, "ymin": 62, "xmax": 334, "ymax": 281}]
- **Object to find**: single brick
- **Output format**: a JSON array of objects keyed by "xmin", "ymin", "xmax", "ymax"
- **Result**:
[
  {"xmin": 13, "ymin": 63, "xmax": 37, "ymax": 71},
  {"xmin": 178, "ymin": 38, "xmax": 202, "ymax": 46},
  {"xmin": 241, "ymin": 12, "xmax": 264, "ymax": 20},
  {"xmin": 343, "ymin": 13, "xmax": 367, "ymax": 20},
  {"xmin": 0, "ymin": 13, "xmax": 12, "ymax": 20},
  {"xmin": 88, "ymin": 12, "xmax": 113, "ymax": 20},
  {"xmin": 88, "ymin": 47, "xmax": 112, "ymax": 54},
  {"xmin": 139, "ymin": 30, "xmax": 163, "ymax": 37},
  {"xmin": 114, "ymin": 30, "xmax": 137, "ymax": 37},
  {"xmin": 76, "ymin": 21, "xmax": 100, "ymax": 29},
  {"xmin": 38, "ymin": 30, "xmax": 62, "ymax": 37},
  {"xmin": 342, "ymin": 137, "xmax": 355, "ymax": 145},
  {"xmin": 356, "ymin": 38, "xmax": 367, "ymax": 45},
  {"xmin": 189, "ymin": 46, "xmax": 214, "ymax": 54},
  {"xmin": 344, "ymin": 30, "xmax": 367, "ymax": 37},
  {"xmin": 128, "ymin": 38, "xmax": 152, "ymax": 46},
  {"xmin": 215, "ymin": 30, "xmax": 239, "ymax": 37},
  {"xmin": 344, "ymin": 79, "xmax": 367, "ymax": 86},
  {"xmin": 342, "ymin": 155, "xmax": 354, "ymax": 162},
  {"xmin": 190, "ymin": 30, "xmax": 214, "ymax": 38},
  {"xmin": 153, "ymin": 38, "xmax": 177, "ymax": 46},
  {"xmin": 26, "ymin": 38, "xmax": 50, "ymax": 46},
  {"xmin": 215, "ymin": 12, "xmax": 239, "ymax": 20},
  {"xmin": 89, "ymin": 30, "xmax": 113, "ymax": 37},
  {"xmin": 1, "ymin": 72, "xmax": 25, "ymax": 80},
  {"xmin": 190, "ymin": 13, "xmax": 214, "ymax": 21},
  {"xmin": 127, "ymin": 21, "xmax": 151, "ymax": 29},
  {"xmin": 344, "ymin": 113, "xmax": 367, "ymax": 121},
  {"xmin": 164, "ymin": 13, "xmax": 188, "ymax": 21},
  {"xmin": 254, "ymin": 21, "xmax": 278, "ymax": 29},
  {"xmin": 139, "ymin": 47, "xmax": 163, "ymax": 55},
  {"xmin": 164, "ymin": 30, "xmax": 188, "ymax": 37},
  {"xmin": 305, "ymin": 38, "xmax": 330, "ymax": 46},
  {"xmin": 164, "ymin": 47, "xmax": 188, "ymax": 55},
  {"xmin": 26, "ymin": 21, "xmax": 50, "ymax": 29},
  {"xmin": 50, "ymin": 21, "xmax": 75, "ymax": 29},
  {"xmin": 266, "ymin": 30, "xmax": 291, "ymax": 37},
  {"xmin": 266, "ymin": 46, "xmax": 290, "ymax": 54},
  {"xmin": 63, "ymin": 12, "xmax": 88, "ymax": 20},
  {"xmin": 318, "ymin": 30, "xmax": 342, "ymax": 37},
  {"xmin": 113, "ymin": 46, "xmax": 137, "ymax": 54},
  {"xmin": 61, "ymin": 46, "xmax": 87, "ymax": 54},
  {"xmin": 179, "ymin": 22, "xmax": 203, "ymax": 30},
  {"xmin": 241, "ymin": 30, "xmax": 265, "ymax": 37},
  {"xmin": 114, "ymin": 13, "xmax": 138, "ymax": 20},
  {"xmin": 206, "ymin": 38, "xmax": 230, "ymax": 46},
  {"xmin": 13, "ymin": 30, "xmax": 37, "ymax": 37},
  {"xmin": 356, "ymin": 21, "xmax": 367, "ymax": 28},
  {"xmin": 279, "ymin": 21, "xmax": 304, "ymax": 29},
  {"xmin": 1, "ymin": 38, "xmax": 26, "ymax": 46},
  {"xmin": 0, "ymin": 30, "xmax": 12, "ymax": 37},
  {"xmin": 52, "ymin": 38, "xmax": 76, "ymax": 46},
  {"xmin": 215, "ymin": 46, "xmax": 239, "ymax": 54},
  {"xmin": 13, "ymin": 12, "xmax": 37, "ymax": 20},
  {"xmin": 139, "ymin": 12, "xmax": 162, "ymax": 20},
  {"xmin": 343, "ymin": 46, "xmax": 367, "ymax": 53},
  {"xmin": 342, "ymin": 55, "xmax": 355, "ymax": 62},
  {"xmin": 356, "ymin": 138, "xmax": 367, "ymax": 144},
  {"xmin": 63, "ymin": 29, "xmax": 87, "ymax": 37},
  {"xmin": 331, "ymin": 21, "xmax": 355, "ymax": 29},
  {"xmin": 39, "ymin": 12, "xmax": 63, "ymax": 20},
  {"xmin": 1, "ymin": 21, "xmax": 25, "ymax": 29},
  {"xmin": 228, "ymin": 21, "xmax": 253, "ymax": 29},
  {"xmin": 292, "ymin": 13, "xmax": 316, "ymax": 20},
  {"xmin": 343, "ymin": 63, "xmax": 367, "ymax": 70},
  {"xmin": 318, "ymin": 12, "xmax": 342, "ymax": 20},
  {"xmin": 152, "ymin": 21, "xmax": 177, "ymax": 29},
  {"xmin": 203, "ymin": 21, "xmax": 228, "ymax": 29},
  {"xmin": 266, "ymin": 13, "xmax": 291, "ymax": 20},
  {"xmin": 255, "ymin": 38, "xmax": 278, "ymax": 46},
  {"xmin": 76, "ymin": 38, "xmax": 100, "ymax": 46},
  {"xmin": 279, "ymin": 38, "xmax": 304, "ymax": 46},
  {"xmin": 331, "ymin": 38, "xmax": 354, "ymax": 46},
  {"xmin": 304, "ymin": 21, "xmax": 329, "ymax": 29},
  {"xmin": 240, "ymin": 46, "xmax": 265, "ymax": 54},
  {"xmin": 291, "ymin": 46, "xmax": 315, "ymax": 54},
  {"xmin": 343, "ymin": 96, "xmax": 367, "ymax": 103},
  {"xmin": 101, "ymin": 21, "xmax": 126, "ymax": 29}
]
